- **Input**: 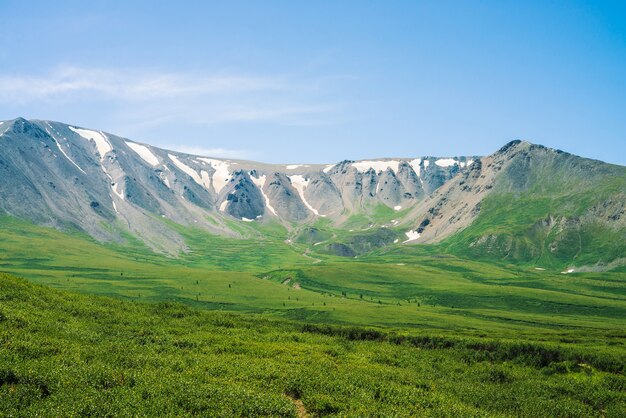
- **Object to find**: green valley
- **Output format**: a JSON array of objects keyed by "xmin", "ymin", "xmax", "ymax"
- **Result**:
[{"xmin": 1, "ymin": 216, "xmax": 624, "ymax": 344}]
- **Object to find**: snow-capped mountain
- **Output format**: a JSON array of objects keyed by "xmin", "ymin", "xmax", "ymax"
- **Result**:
[
  {"xmin": 1, "ymin": 117, "xmax": 623, "ymax": 266},
  {"xmin": 0, "ymin": 118, "xmax": 476, "ymax": 253}
]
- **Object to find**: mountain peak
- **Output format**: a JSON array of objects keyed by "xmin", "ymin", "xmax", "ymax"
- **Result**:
[
  {"xmin": 7, "ymin": 117, "xmax": 48, "ymax": 139},
  {"xmin": 496, "ymin": 139, "xmax": 533, "ymax": 155}
]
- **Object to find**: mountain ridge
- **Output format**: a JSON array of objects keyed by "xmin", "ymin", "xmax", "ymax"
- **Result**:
[
  {"xmin": 1, "ymin": 117, "xmax": 624, "ymax": 268},
  {"xmin": 0, "ymin": 117, "xmax": 477, "ymax": 247}
]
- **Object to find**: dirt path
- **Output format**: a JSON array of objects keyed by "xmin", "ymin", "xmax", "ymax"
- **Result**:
[
  {"xmin": 285, "ymin": 228, "xmax": 339, "ymax": 266},
  {"xmin": 285, "ymin": 394, "xmax": 309, "ymax": 418},
  {"xmin": 302, "ymin": 249, "xmax": 322, "ymax": 264}
]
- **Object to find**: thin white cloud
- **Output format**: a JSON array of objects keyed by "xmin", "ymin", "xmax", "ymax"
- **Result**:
[
  {"xmin": 0, "ymin": 66, "xmax": 342, "ymax": 129},
  {"xmin": 166, "ymin": 145, "xmax": 250, "ymax": 160},
  {"xmin": 0, "ymin": 66, "xmax": 285, "ymax": 102},
  {"xmin": 115, "ymin": 102, "xmax": 336, "ymax": 132}
]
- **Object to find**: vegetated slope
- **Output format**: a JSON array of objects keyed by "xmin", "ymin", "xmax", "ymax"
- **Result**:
[
  {"xmin": 1, "ymin": 273, "xmax": 625, "ymax": 417},
  {"xmin": 1, "ymin": 215, "xmax": 625, "ymax": 345},
  {"xmin": 407, "ymin": 141, "xmax": 626, "ymax": 268}
]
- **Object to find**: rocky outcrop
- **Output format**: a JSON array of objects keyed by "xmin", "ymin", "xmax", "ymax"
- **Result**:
[
  {"xmin": 264, "ymin": 172, "xmax": 310, "ymax": 221},
  {"xmin": 302, "ymin": 172, "xmax": 343, "ymax": 216},
  {"xmin": 221, "ymin": 170, "xmax": 265, "ymax": 221}
]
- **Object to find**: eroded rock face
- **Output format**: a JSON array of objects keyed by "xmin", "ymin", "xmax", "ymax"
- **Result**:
[
  {"xmin": 264, "ymin": 172, "xmax": 310, "ymax": 222},
  {"xmin": 302, "ymin": 172, "xmax": 343, "ymax": 216},
  {"xmin": 377, "ymin": 169, "xmax": 404, "ymax": 207},
  {"xmin": 221, "ymin": 170, "xmax": 265, "ymax": 221},
  {"xmin": 0, "ymin": 117, "xmax": 502, "ymax": 253},
  {"xmin": 396, "ymin": 161, "xmax": 424, "ymax": 202}
]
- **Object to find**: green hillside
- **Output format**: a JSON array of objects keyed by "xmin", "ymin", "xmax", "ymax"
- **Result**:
[
  {"xmin": 441, "ymin": 146, "xmax": 626, "ymax": 268},
  {"xmin": 1, "ymin": 273, "xmax": 625, "ymax": 416},
  {"xmin": 248, "ymin": 146, "xmax": 626, "ymax": 269},
  {"xmin": 1, "ymin": 216, "xmax": 625, "ymax": 345}
]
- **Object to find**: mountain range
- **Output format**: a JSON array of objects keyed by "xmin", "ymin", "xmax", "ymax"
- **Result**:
[{"xmin": 0, "ymin": 117, "xmax": 624, "ymax": 269}]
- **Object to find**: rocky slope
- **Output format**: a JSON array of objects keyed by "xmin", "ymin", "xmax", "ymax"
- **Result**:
[
  {"xmin": 401, "ymin": 140, "xmax": 626, "ymax": 267},
  {"xmin": 0, "ymin": 118, "xmax": 477, "ymax": 253}
]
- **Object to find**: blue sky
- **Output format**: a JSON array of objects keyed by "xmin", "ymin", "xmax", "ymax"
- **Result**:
[{"xmin": 0, "ymin": 1, "xmax": 624, "ymax": 165}]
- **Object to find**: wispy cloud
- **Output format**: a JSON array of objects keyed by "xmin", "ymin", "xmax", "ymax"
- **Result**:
[
  {"xmin": 0, "ymin": 66, "xmax": 341, "ymax": 127},
  {"xmin": 0, "ymin": 66, "xmax": 285, "ymax": 102},
  {"xmin": 0, "ymin": 65, "xmax": 348, "ymax": 158},
  {"xmin": 165, "ymin": 145, "xmax": 251, "ymax": 160}
]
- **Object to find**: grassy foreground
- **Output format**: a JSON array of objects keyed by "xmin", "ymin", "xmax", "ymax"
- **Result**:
[{"xmin": 1, "ymin": 273, "xmax": 625, "ymax": 417}]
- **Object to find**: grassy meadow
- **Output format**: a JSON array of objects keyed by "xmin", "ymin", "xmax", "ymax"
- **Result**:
[
  {"xmin": 0, "ymin": 216, "xmax": 625, "ymax": 415},
  {"xmin": 1, "ymin": 274, "xmax": 625, "ymax": 417},
  {"xmin": 1, "ymin": 217, "xmax": 624, "ymax": 340}
]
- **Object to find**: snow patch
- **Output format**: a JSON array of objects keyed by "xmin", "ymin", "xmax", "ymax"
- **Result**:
[
  {"xmin": 156, "ymin": 165, "xmax": 171, "ymax": 188},
  {"xmin": 44, "ymin": 123, "xmax": 86, "ymax": 174},
  {"xmin": 99, "ymin": 164, "xmax": 124, "ymax": 203},
  {"xmin": 126, "ymin": 141, "xmax": 159, "ymax": 166},
  {"xmin": 219, "ymin": 200, "xmax": 228, "ymax": 212},
  {"xmin": 54, "ymin": 140, "xmax": 86, "ymax": 174},
  {"xmin": 200, "ymin": 170, "xmax": 211, "ymax": 189},
  {"xmin": 250, "ymin": 175, "xmax": 277, "ymax": 216},
  {"xmin": 198, "ymin": 158, "xmax": 230, "ymax": 192},
  {"xmin": 352, "ymin": 160, "xmax": 400, "ymax": 173},
  {"xmin": 289, "ymin": 175, "xmax": 320, "ymax": 216},
  {"xmin": 393, "ymin": 239, "xmax": 399, "ymax": 243},
  {"xmin": 111, "ymin": 182, "xmax": 124, "ymax": 200},
  {"xmin": 69, "ymin": 127, "xmax": 111, "ymax": 161},
  {"xmin": 241, "ymin": 217, "xmax": 255, "ymax": 222},
  {"xmin": 404, "ymin": 230, "xmax": 421, "ymax": 243},
  {"xmin": 169, "ymin": 154, "xmax": 209, "ymax": 188},
  {"xmin": 286, "ymin": 164, "xmax": 309, "ymax": 170},
  {"xmin": 394, "ymin": 205, "xmax": 402, "ymax": 211},
  {"xmin": 561, "ymin": 268, "xmax": 575, "ymax": 274},
  {"xmin": 323, "ymin": 164, "xmax": 335, "ymax": 173},
  {"xmin": 423, "ymin": 160, "xmax": 430, "ymax": 168},
  {"xmin": 112, "ymin": 201, "xmax": 119, "ymax": 213},
  {"xmin": 435, "ymin": 158, "xmax": 457, "ymax": 167},
  {"xmin": 409, "ymin": 158, "xmax": 422, "ymax": 178}
]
